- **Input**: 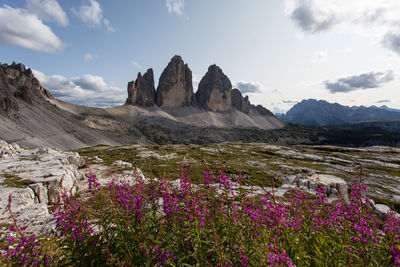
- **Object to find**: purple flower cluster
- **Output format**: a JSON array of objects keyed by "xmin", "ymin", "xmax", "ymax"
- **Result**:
[
  {"xmin": 2, "ymin": 227, "xmax": 50, "ymax": 266},
  {"xmin": 54, "ymin": 192, "xmax": 93, "ymax": 242},
  {"xmin": 48, "ymin": 167, "xmax": 400, "ymax": 266},
  {"xmin": 267, "ymin": 244, "xmax": 293, "ymax": 267},
  {"xmin": 86, "ymin": 173, "xmax": 101, "ymax": 194}
]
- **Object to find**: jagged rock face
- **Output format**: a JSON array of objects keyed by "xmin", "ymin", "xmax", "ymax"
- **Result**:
[
  {"xmin": 252, "ymin": 104, "xmax": 273, "ymax": 116},
  {"xmin": 0, "ymin": 62, "xmax": 53, "ymax": 117},
  {"xmin": 231, "ymin": 89, "xmax": 250, "ymax": 114},
  {"xmin": 126, "ymin": 69, "xmax": 155, "ymax": 107},
  {"xmin": 196, "ymin": 64, "xmax": 232, "ymax": 112},
  {"xmin": 156, "ymin": 55, "xmax": 194, "ymax": 108}
]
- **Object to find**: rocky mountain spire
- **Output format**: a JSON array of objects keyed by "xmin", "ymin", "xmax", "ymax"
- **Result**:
[
  {"xmin": 125, "ymin": 68, "xmax": 155, "ymax": 107},
  {"xmin": 231, "ymin": 88, "xmax": 250, "ymax": 114},
  {"xmin": 195, "ymin": 64, "xmax": 232, "ymax": 112},
  {"xmin": 156, "ymin": 55, "xmax": 194, "ymax": 108}
]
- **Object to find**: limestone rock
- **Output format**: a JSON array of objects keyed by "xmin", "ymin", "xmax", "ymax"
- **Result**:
[
  {"xmin": 0, "ymin": 140, "xmax": 21, "ymax": 158},
  {"xmin": 196, "ymin": 64, "xmax": 232, "ymax": 111},
  {"xmin": 0, "ymin": 139, "xmax": 84, "ymax": 232},
  {"xmin": 282, "ymin": 174, "xmax": 349, "ymax": 201},
  {"xmin": 156, "ymin": 56, "xmax": 194, "ymax": 108},
  {"xmin": 93, "ymin": 156, "xmax": 103, "ymax": 164},
  {"xmin": 47, "ymin": 167, "xmax": 79, "ymax": 204},
  {"xmin": 66, "ymin": 153, "xmax": 86, "ymax": 167},
  {"xmin": 112, "ymin": 160, "xmax": 133, "ymax": 168},
  {"xmin": 125, "ymin": 69, "xmax": 155, "ymax": 107},
  {"xmin": 231, "ymin": 89, "xmax": 251, "ymax": 114},
  {"xmin": 374, "ymin": 204, "xmax": 400, "ymax": 219},
  {"xmin": 29, "ymin": 183, "xmax": 49, "ymax": 204}
]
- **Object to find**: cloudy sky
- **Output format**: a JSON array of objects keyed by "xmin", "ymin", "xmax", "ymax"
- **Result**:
[{"xmin": 0, "ymin": 0, "xmax": 399, "ymax": 112}]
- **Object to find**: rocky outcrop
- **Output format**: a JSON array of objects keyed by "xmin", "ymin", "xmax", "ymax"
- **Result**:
[
  {"xmin": 0, "ymin": 62, "xmax": 53, "ymax": 117},
  {"xmin": 0, "ymin": 96, "xmax": 19, "ymax": 116},
  {"xmin": 196, "ymin": 65, "xmax": 232, "ymax": 112},
  {"xmin": 156, "ymin": 56, "xmax": 194, "ymax": 108},
  {"xmin": 251, "ymin": 104, "xmax": 273, "ymax": 116},
  {"xmin": 231, "ymin": 89, "xmax": 250, "ymax": 114},
  {"xmin": 125, "ymin": 69, "xmax": 156, "ymax": 107},
  {"xmin": 0, "ymin": 139, "xmax": 85, "ymax": 233}
]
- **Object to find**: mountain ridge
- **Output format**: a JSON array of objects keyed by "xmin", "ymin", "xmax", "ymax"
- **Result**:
[
  {"xmin": 0, "ymin": 58, "xmax": 285, "ymax": 149},
  {"xmin": 281, "ymin": 99, "xmax": 400, "ymax": 126}
]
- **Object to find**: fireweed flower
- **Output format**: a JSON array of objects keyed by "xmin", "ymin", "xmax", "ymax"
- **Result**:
[
  {"xmin": 2, "ymin": 228, "xmax": 50, "ymax": 265},
  {"xmin": 54, "ymin": 193, "xmax": 93, "ymax": 242},
  {"xmin": 46, "ymin": 167, "xmax": 400, "ymax": 266},
  {"xmin": 86, "ymin": 174, "xmax": 101, "ymax": 193}
]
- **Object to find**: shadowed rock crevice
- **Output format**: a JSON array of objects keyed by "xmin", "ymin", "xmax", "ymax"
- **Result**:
[{"xmin": 232, "ymin": 88, "xmax": 250, "ymax": 114}]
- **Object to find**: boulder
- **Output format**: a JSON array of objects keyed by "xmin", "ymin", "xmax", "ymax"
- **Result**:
[
  {"xmin": 196, "ymin": 64, "xmax": 232, "ymax": 111},
  {"xmin": 374, "ymin": 204, "xmax": 400, "ymax": 219},
  {"xmin": 125, "ymin": 69, "xmax": 156, "ymax": 107},
  {"xmin": 156, "ymin": 55, "xmax": 194, "ymax": 108}
]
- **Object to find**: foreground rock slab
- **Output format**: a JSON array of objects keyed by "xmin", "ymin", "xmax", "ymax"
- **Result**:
[{"xmin": 0, "ymin": 140, "xmax": 85, "ymax": 233}]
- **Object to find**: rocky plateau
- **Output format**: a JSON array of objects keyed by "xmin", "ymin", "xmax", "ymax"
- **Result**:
[{"xmin": 1, "ymin": 139, "xmax": 399, "ymax": 237}]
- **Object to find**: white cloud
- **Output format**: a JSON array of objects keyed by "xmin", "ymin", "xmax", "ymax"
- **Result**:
[
  {"xmin": 103, "ymin": 18, "xmax": 114, "ymax": 32},
  {"xmin": 131, "ymin": 61, "xmax": 142, "ymax": 69},
  {"xmin": 72, "ymin": 0, "xmax": 114, "ymax": 31},
  {"xmin": 25, "ymin": 0, "xmax": 68, "ymax": 27},
  {"xmin": 285, "ymin": 0, "xmax": 400, "ymax": 55},
  {"xmin": 166, "ymin": 0, "xmax": 185, "ymax": 16},
  {"xmin": 83, "ymin": 53, "xmax": 96, "ymax": 62},
  {"xmin": 0, "ymin": 5, "xmax": 64, "ymax": 53},
  {"xmin": 233, "ymin": 81, "xmax": 265, "ymax": 94},
  {"xmin": 32, "ymin": 69, "xmax": 125, "ymax": 107},
  {"xmin": 311, "ymin": 51, "xmax": 328, "ymax": 63}
]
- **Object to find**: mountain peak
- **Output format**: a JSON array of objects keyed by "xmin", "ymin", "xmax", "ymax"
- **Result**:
[
  {"xmin": 195, "ymin": 64, "xmax": 232, "ymax": 111},
  {"xmin": 156, "ymin": 55, "xmax": 194, "ymax": 108},
  {"xmin": 125, "ymin": 68, "xmax": 155, "ymax": 107}
]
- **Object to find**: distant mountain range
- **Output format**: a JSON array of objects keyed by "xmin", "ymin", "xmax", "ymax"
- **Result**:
[
  {"xmin": 370, "ymin": 105, "xmax": 400, "ymax": 113},
  {"xmin": 279, "ymin": 99, "xmax": 400, "ymax": 128}
]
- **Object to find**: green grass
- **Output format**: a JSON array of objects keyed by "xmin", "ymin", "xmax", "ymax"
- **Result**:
[
  {"xmin": 72, "ymin": 142, "xmax": 400, "ymax": 192},
  {"xmin": 1, "ymin": 173, "xmax": 34, "ymax": 188}
]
